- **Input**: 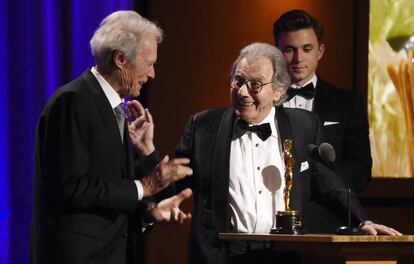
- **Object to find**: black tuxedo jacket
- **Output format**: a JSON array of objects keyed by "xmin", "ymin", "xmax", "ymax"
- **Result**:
[
  {"xmin": 312, "ymin": 78, "xmax": 372, "ymax": 193},
  {"xmin": 31, "ymin": 70, "xmax": 154, "ymax": 264},
  {"xmin": 176, "ymin": 106, "xmax": 369, "ymax": 264}
]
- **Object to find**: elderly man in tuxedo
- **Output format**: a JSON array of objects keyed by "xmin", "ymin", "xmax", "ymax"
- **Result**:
[
  {"xmin": 31, "ymin": 11, "xmax": 193, "ymax": 264},
  {"xmin": 175, "ymin": 42, "xmax": 401, "ymax": 264}
]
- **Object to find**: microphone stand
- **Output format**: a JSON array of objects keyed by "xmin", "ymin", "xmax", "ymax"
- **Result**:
[{"xmin": 336, "ymin": 188, "xmax": 361, "ymax": 235}]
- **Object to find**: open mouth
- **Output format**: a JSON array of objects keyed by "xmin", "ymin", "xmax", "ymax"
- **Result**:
[{"xmin": 238, "ymin": 101, "xmax": 254, "ymax": 107}]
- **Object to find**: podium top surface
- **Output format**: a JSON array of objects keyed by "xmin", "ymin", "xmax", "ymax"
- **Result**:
[{"xmin": 219, "ymin": 233, "xmax": 414, "ymax": 243}]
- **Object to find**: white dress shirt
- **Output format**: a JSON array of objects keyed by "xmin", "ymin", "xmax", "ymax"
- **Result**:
[
  {"xmin": 229, "ymin": 107, "xmax": 286, "ymax": 233},
  {"xmin": 283, "ymin": 74, "xmax": 317, "ymax": 111},
  {"xmin": 91, "ymin": 67, "xmax": 144, "ymax": 201}
]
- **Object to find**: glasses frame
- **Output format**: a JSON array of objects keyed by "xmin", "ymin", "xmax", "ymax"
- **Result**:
[{"xmin": 230, "ymin": 75, "xmax": 274, "ymax": 94}]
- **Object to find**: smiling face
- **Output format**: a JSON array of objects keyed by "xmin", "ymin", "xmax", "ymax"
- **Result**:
[
  {"xmin": 230, "ymin": 56, "xmax": 283, "ymax": 124},
  {"xmin": 277, "ymin": 28, "xmax": 324, "ymax": 86},
  {"xmin": 116, "ymin": 35, "xmax": 158, "ymax": 97}
]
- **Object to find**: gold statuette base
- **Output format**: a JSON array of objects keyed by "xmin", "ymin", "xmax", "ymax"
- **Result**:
[{"xmin": 270, "ymin": 210, "xmax": 305, "ymax": 235}]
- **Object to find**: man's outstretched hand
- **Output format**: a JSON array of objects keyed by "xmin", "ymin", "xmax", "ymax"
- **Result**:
[{"xmin": 150, "ymin": 188, "xmax": 193, "ymax": 224}]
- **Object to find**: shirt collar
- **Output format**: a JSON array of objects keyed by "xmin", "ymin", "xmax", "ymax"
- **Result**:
[{"xmin": 91, "ymin": 67, "xmax": 123, "ymax": 109}]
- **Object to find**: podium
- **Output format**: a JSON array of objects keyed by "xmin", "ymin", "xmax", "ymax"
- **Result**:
[{"xmin": 219, "ymin": 233, "xmax": 414, "ymax": 264}]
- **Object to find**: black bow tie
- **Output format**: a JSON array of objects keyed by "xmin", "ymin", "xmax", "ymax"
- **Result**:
[
  {"xmin": 234, "ymin": 119, "xmax": 272, "ymax": 141},
  {"xmin": 286, "ymin": 83, "xmax": 315, "ymax": 100}
]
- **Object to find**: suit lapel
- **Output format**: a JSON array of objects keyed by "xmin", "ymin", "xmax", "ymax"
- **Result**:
[
  {"xmin": 312, "ymin": 78, "xmax": 331, "ymax": 122},
  {"xmin": 82, "ymin": 70, "xmax": 123, "ymax": 157},
  {"xmin": 275, "ymin": 106, "xmax": 301, "ymax": 211},
  {"xmin": 212, "ymin": 108, "xmax": 234, "ymax": 232},
  {"xmin": 275, "ymin": 106, "xmax": 292, "ymax": 143}
]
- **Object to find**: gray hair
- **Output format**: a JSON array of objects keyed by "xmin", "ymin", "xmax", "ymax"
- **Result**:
[
  {"xmin": 231, "ymin": 42, "xmax": 290, "ymax": 105},
  {"xmin": 90, "ymin": 10, "xmax": 163, "ymax": 68}
]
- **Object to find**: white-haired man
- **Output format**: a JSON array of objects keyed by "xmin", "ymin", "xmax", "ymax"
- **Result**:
[
  {"xmin": 175, "ymin": 42, "xmax": 401, "ymax": 264},
  {"xmin": 31, "ymin": 10, "xmax": 193, "ymax": 264}
]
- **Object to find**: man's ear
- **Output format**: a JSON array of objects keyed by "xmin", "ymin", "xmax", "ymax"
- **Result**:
[
  {"xmin": 113, "ymin": 50, "xmax": 126, "ymax": 70},
  {"xmin": 273, "ymin": 85, "xmax": 285, "ymax": 102},
  {"xmin": 318, "ymin": 43, "xmax": 325, "ymax": 61}
]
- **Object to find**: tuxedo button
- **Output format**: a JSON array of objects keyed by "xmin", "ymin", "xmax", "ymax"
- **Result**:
[
  {"xmin": 257, "ymin": 166, "xmax": 260, "ymax": 170},
  {"xmin": 255, "ymin": 143, "xmax": 259, "ymax": 147}
]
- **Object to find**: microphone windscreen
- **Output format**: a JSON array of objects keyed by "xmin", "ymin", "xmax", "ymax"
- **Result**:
[{"xmin": 319, "ymin": 142, "xmax": 336, "ymax": 162}]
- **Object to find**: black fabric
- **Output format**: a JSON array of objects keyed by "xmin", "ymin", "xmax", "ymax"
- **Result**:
[
  {"xmin": 311, "ymin": 77, "xmax": 372, "ymax": 193},
  {"xmin": 234, "ymin": 119, "xmax": 272, "ymax": 141},
  {"xmin": 286, "ymin": 82, "xmax": 315, "ymax": 100},
  {"xmin": 30, "ymin": 69, "xmax": 152, "ymax": 264},
  {"xmin": 175, "ymin": 106, "xmax": 370, "ymax": 264}
]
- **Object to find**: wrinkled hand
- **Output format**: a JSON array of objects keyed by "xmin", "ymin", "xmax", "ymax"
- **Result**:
[
  {"xmin": 150, "ymin": 188, "xmax": 193, "ymax": 224},
  {"xmin": 141, "ymin": 155, "xmax": 193, "ymax": 197},
  {"xmin": 126, "ymin": 100, "xmax": 154, "ymax": 156},
  {"xmin": 360, "ymin": 220, "xmax": 402, "ymax": 236}
]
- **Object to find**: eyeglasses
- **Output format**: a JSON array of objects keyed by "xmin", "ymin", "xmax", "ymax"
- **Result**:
[{"xmin": 230, "ymin": 75, "xmax": 273, "ymax": 94}]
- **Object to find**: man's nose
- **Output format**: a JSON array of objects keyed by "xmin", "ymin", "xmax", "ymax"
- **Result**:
[
  {"xmin": 237, "ymin": 83, "xmax": 249, "ymax": 96},
  {"xmin": 147, "ymin": 66, "xmax": 155, "ymax": 79},
  {"xmin": 293, "ymin": 50, "xmax": 304, "ymax": 62}
]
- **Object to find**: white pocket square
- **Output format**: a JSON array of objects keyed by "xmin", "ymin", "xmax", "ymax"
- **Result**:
[
  {"xmin": 323, "ymin": 121, "xmax": 339, "ymax": 126},
  {"xmin": 300, "ymin": 161, "xmax": 309, "ymax": 172}
]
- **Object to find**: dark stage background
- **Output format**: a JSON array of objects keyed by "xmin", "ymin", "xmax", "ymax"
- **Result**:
[{"xmin": 1, "ymin": 1, "xmax": 412, "ymax": 264}]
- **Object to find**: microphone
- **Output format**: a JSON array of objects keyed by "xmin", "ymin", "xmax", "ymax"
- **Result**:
[{"xmin": 307, "ymin": 143, "xmax": 336, "ymax": 169}]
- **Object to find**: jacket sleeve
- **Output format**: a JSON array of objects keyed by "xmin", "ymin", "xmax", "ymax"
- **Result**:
[
  {"xmin": 174, "ymin": 114, "xmax": 197, "ymax": 192},
  {"xmin": 310, "ymin": 160, "xmax": 370, "ymax": 225},
  {"xmin": 134, "ymin": 150, "xmax": 160, "ymax": 177}
]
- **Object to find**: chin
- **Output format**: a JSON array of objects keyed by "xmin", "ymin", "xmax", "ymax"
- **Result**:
[
  {"xmin": 291, "ymin": 75, "xmax": 305, "ymax": 85},
  {"xmin": 131, "ymin": 87, "xmax": 142, "ymax": 97},
  {"xmin": 235, "ymin": 112, "xmax": 253, "ymax": 123}
]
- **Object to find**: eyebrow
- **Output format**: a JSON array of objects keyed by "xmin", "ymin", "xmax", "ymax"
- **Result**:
[
  {"xmin": 236, "ymin": 72, "xmax": 266, "ymax": 81},
  {"xmin": 283, "ymin": 43, "xmax": 315, "ymax": 49},
  {"xmin": 302, "ymin": 44, "xmax": 314, "ymax": 48}
]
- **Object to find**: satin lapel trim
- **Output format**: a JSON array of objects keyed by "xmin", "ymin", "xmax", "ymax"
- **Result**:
[
  {"xmin": 212, "ymin": 107, "xmax": 234, "ymax": 232},
  {"xmin": 82, "ymin": 70, "xmax": 122, "ymax": 156},
  {"xmin": 275, "ymin": 106, "xmax": 301, "ymax": 211},
  {"xmin": 275, "ymin": 106, "xmax": 292, "ymax": 144}
]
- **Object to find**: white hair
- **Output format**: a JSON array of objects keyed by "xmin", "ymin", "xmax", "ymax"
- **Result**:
[
  {"xmin": 231, "ymin": 42, "xmax": 291, "ymax": 105},
  {"xmin": 90, "ymin": 10, "xmax": 163, "ymax": 67}
]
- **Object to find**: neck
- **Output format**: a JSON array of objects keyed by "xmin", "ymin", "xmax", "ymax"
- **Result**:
[
  {"xmin": 293, "ymin": 74, "xmax": 315, "ymax": 87},
  {"xmin": 95, "ymin": 65, "xmax": 123, "ymax": 99}
]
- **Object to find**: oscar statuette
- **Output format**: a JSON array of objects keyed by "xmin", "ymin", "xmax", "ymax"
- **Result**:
[{"xmin": 270, "ymin": 139, "xmax": 304, "ymax": 234}]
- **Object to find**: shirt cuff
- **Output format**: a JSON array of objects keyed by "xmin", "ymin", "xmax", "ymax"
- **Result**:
[{"xmin": 135, "ymin": 180, "xmax": 144, "ymax": 201}]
